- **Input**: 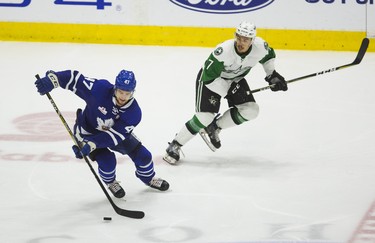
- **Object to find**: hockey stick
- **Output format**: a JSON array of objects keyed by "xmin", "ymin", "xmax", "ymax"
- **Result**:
[
  {"xmin": 252, "ymin": 37, "xmax": 369, "ymax": 93},
  {"xmin": 35, "ymin": 74, "xmax": 145, "ymax": 219}
]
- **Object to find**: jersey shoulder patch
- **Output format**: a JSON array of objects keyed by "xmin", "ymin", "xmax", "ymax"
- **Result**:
[
  {"xmin": 252, "ymin": 37, "xmax": 271, "ymax": 54},
  {"xmin": 214, "ymin": 47, "xmax": 223, "ymax": 56},
  {"xmin": 263, "ymin": 41, "xmax": 269, "ymax": 51},
  {"xmin": 212, "ymin": 39, "xmax": 235, "ymax": 62}
]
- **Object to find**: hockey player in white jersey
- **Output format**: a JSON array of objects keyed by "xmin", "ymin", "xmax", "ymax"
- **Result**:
[{"xmin": 163, "ymin": 21, "xmax": 288, "ymax": 165}]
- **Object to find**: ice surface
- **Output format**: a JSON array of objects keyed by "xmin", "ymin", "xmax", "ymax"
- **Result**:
[{"xmin": 0, "ymin": 40, "xmax": 374, "ymax": 243}]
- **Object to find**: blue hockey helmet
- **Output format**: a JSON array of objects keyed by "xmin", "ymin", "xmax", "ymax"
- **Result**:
[{"xmin": 115, "ymin": 69, "xmax": 136, "ymax": 91}]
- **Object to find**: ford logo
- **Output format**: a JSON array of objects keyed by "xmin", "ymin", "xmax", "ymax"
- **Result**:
[{"xmin": 169, "ymin": 0, "xmax": 274, "ymax": 14}]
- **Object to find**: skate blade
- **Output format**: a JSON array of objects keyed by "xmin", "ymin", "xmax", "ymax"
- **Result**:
[
  {"xmin": 163, "ymin": 154, "xmax": 178, "ymax": 165},
  {"xmin": 199, "ymin": 130, "xmax": 217, "ymax": 152}
]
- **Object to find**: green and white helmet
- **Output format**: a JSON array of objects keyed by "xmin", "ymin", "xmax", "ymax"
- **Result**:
[{"xmin": 236, "ymin": 21, "xmax": 256, "ymax": 39}]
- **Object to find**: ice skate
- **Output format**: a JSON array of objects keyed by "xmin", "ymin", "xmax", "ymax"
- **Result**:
[
  {"xmin": 107, "ymin": 180, "xmax": 126, "ymax": 198},
  {"xmin": 149, "ymin": 177, "xmax": 170, "ymax": 191},
  {"xmin": 163, "ymin": 140, "xmax": 183, "ymax": 165},
  {"xmin": 199, "ymin": 118, "xmax": 221, "ymax": 151}
]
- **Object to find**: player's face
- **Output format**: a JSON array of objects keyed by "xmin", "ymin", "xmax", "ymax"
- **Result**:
[
  {"xmin": 114, "ymin": 89, "xmax": 133, "ymax": 106},
  {"xmin": 235, "ymin": 33, "xmax": 252, "ymax": 53}
]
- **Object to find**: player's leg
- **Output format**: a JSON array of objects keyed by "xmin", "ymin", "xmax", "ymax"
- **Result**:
[
  {"xmin": 201, "ymin": 79, "xmax": 259, "ymax": 149},
  {"xmin": 220, "ymin": 78, "xmax": 259, "ymax": 128},
  {"xmin": 127, "ymin": 144, "xmax": 169, "ymax": 191},
  {"xmin": 90, "ymin": 148, "xmax": 126, "ymax": 198},
  {"xmin": 112, "ymin": 134, "xmax": 169, "ymax": 191},
  {"xmin": 163, "ymin": 69, "xmax": 221, "ymax": 164}
]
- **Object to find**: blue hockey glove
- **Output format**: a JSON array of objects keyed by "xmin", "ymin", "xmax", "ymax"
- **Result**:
[
  {"xmin": 72, "ymin": 145, "xmax": 83, "ymax": 159},
  {"xmin": 71, "ymin": 140, "xmax": 96, "ymax": 159},
  {"xmin": 35, "ymin": 71, "xmax": 60, "ymax": 95},
  {"xmin": 80, "ymin": 140, "xmax": 97, "ymax": 156},
  {"xmin": 265, "ymin": 70, "xmax": 288, "ymax": 92}
]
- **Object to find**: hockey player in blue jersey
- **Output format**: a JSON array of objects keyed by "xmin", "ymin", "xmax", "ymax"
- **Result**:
[{"xmin": 35, "ymin": 69, "xmax": 169, "ymax": 198}]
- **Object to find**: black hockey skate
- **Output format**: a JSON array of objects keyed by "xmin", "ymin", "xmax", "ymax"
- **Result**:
[
  {"xmin": 149, "ymin": 177, "xmax": 170, "ymax": 191},
  {"xmin": 163, "ymin": 140, "xmax": 183, "ymax": 165},
  {"xmin": 199, "ymin": 118, "xmax": 221, "ymax": 152},
  {"xmin": 107, "ymin": 180, "xmax": 126, "ymax": 198}
]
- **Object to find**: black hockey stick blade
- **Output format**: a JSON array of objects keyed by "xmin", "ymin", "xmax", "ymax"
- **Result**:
[
  {"xmin": 114, "ymin": 205, "xmax": 145, "ymax": 218},
  {"xmin": 252, "ymin": 37, "xmax": 370, "ymax": 93},
  {"xmin": 114, "ymin": 206, "xmax": 145, "ymax": 219},
  {"xmin": 352, "ymin": 37, "xmax": 369, "ymax": 65}
]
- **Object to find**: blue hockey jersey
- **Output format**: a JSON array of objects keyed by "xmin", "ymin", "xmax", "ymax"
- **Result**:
[{"xmin": 53, "ymin": 70, "xmax": 142, "ymax": 149}]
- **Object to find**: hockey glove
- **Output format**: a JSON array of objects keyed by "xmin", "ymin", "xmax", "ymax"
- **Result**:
[
  {"xmin": 35, "ymin": 71, "xmax": 60, "ymax": 95},
  {"xmin": 71, "ymin": 140, "xmax": 96, "ymax": 158},
  {"xmin": 265, "ymin": 70, "xmax": 288, "ymax": 92},
  {"xmin": 80, "ymin": 140, "xmax": 97, "ymax": 156},
  {"xmin": 72, "ymin": 145, "xmax": 83, "ymax": 159}
]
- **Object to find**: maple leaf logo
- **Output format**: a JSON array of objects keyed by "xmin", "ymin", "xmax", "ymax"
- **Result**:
[{"xmin": 96, "ymin": 117, "xmax": 114, "ymax": 131}]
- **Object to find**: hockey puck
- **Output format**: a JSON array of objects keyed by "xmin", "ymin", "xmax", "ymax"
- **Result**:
[{"xmin": 103, "ymin": 217, "xmax": 112, "ymax": 221}]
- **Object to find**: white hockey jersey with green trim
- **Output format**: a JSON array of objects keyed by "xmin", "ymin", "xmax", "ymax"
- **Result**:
[{"xmin": 201, "ymin": 37, "xmax": 276, "ymax": 84}]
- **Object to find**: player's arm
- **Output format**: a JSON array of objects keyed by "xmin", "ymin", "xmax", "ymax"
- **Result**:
[
  {"xmin": 259, "ymin": 44, "xmax": 276, "ymax": 76},
  {"xmin": 84, "ymin": 122, "xmax": 136, "ymax": 149},
  {"xmin": 76, "ymin": 117, "xmax": 141, "ymax": 157},
  {"xmin": 259, "ymin": 44, "xmax": 287, "ymax": 92},
  {"xmin": 200, "ymin": 54, "xmax": 225, "ymax": 84},
  {"xmin": 34, "ymin": 70, "xmax": 96, "ymax": 99}
]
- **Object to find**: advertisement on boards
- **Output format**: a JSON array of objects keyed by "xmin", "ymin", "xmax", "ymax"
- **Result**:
[{"xmin": 0, "ymin": 0, "xmax": 373, "ymax": 33}]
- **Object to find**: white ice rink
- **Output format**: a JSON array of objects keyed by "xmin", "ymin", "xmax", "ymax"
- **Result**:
[{"xmin": 0, "ymin": 40, "xmax": 374, "ymax": 243}]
